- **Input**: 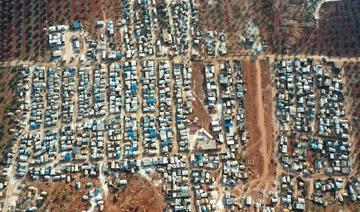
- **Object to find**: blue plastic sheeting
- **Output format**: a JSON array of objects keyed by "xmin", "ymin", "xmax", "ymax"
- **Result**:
[
  {"xmin": 68, "ymin": 68, "xmax": 75, "ymax": 76},
  {"xmin": 73, "ymin": 22, "xmax": 82, "ymax": 30},
  {"xmin": 128, "ymin": 129, "xmax": 134, "ymax": 137},
  {"xmin": 148, "ymin": 128, "xmax": 156, "ymax": 138},
  {"xmin": 224, "ymin": 120, "xmax": 233, "ymax": 128},
  {"xmin": 116, "ymin": 53, "xmax": 123, "ymax": 59},
  {"xmin": 30, "ymin": 123, "xmax": 40, "ymax": 130},
  {"xmin": 311, "ymin": 143, "xmax": 318, "ymax": 149},
  {"xmin": 146, "ymin": 98, "xmax": 156, "ymax": 104},
  {"xmin": 131, "ymin": 83, "xmax": 137, "ymax": 93},
  {"xmin": 201, "ymin": 206, "xmax": 208, "ymax": 212},
  {"xmin": 95, "ymin": 188, "xmax": 102, "ymax": 195},
  {"xmin": 162, "ymin": 140, "xmax": 171, "ymax": 146},
  {"xmin": 115, "ymin": 152, "xmax": 122, "ymax": 159},
  {"xmin": 181, "ymin": 187, "xmax": 189, "ymax": 193},
  {"xmin": 226, "ymin": 180, "xmax": 237, "ymax": 187},
  {"xmin": 64, "ymin": 152, "xmax": 71, "ymax": 161}
]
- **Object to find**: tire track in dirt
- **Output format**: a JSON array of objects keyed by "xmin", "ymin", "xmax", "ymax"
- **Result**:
[
  {"xmin": 254, "ymin": 60, "xmax": 269, "ymax": 181},
  {"xmin": 243, "ymin": 60, "xmax": 276, "ymax": 195}
]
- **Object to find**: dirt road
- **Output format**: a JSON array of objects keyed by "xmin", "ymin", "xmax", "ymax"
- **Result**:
[
  {"xmin": 314, "ymin": 0, "xmax": 342, "ymax": 21},
  {"xmin": 242, "ymin": 60, "xmax": 277, "ymax": 199},
  {"xmin": 254, "ymin": 60, "xmax": 270, "ymax": 184}
]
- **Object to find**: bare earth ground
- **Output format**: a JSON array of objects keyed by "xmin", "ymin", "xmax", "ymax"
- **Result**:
[
  {"xmin": 0, "ymin": 0, "xmax": 123, "ymax": 62},
  {"xmin": 15, "ymin": 174, "xmax": 166, "ymax": 212},
  {"xmin": 105, "ymin": 175, "xmax": 166, "ymax": 212},
  {"xmin": 306, "ymin": 200, "xmax": 360, "ymax": 212},
  {"xmin": 1, "ymin": 0, "xmax": 359, "ymax": 210},
  {"xmin": 17, "ymin": 177, "xmax": 101, "ymax": 212},
  {"xmin": 198, "ymin": 0, "xmax": 273, "ymax": 54},
  {"xmin": 273, "ymin": 0, "xmax": 360, "ymax": 56},
  {"xmin": 305, "ymin": 0, "xmax": 360, "ymax": 56},
  {"xmin": 3, "ymin": 0, "xmax": 360, "ymax": 62},
  {"xmin": 0, "ymin": 70, "xmax": 13, "ymax": 145},
  {"xmin": 343, "ymin": 61, "xmax": 360, "ymax": 172},
  {"xmin": 0, "ymin": 68, "xmax": 21, "ymax": 160},
  {"xmin": 188, "ymin": 61, "xmax": 212, "ymax": 131},
  {"xmin": 241, "ymin": 60, "xmax": 277, "ymax": 197}
]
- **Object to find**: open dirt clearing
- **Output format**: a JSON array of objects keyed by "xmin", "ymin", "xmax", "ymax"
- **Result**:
[
  {"xmin": 198, "ymin": 0, "xmax": 273, "ymax": 54},
  {"xmin": 105, "ymin": 175, "xmax": 166, "ymax": 212},
  {"xmin": 241, "ymin": 60, "xmax": 277, "ymax": 195},
  {"xmin": 273, "ymin": 0, "xmax": 360, "ymax": 57},
  {"xmin": 17, "ymin": 177, "xmax": 101, "ymax": 212},
  {"xmin": 343, "ymin": 61, "xmax": 360, "ymax": 172},
  {"xmin": 306, "ymin": 199, "xmax": 360, "ymax": 212},
  {"xmin": 0, "ymin": 0, "xmax": 124, "ymax": 62},
  {"xmin": 0, "ymin": 67, "xmax": 22, "ymax": 160},
  {"xmin": 188, "ymin": 61, "xmax": 212, "ymax": 131}
]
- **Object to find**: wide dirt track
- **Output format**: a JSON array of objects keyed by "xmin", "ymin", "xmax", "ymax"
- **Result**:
[{"xmin": 241, "ymin": 59, "xmax": 277, "ymax": 196}]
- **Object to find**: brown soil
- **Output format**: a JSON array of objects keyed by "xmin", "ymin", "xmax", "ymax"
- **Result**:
[
  {"xmin": 309, "ymin": 0, "xmax": 360, "ymax": 56},
  {"xmin": 307, "ymin": 151, "xmax": 315, "ymax": 171},
  {"xmin": 188, "ymin": 61, "xmax": 212, "ymax": 131},
  {"xmin": 0, "ymin": 73, "xmax": 11, "ymax": 148},
  {"xmin": 0, "ymin": 0, "xmax": 123, "ymax": 62},
  {"xmin": 105, "ymin": 175, "xmax": 166, "ymax": 212},
  {"xmin": 73, "ymin": 0, "xmax": 104, "ymax": 36},
  {"xmin": 1, "ymin": 0, "xmax": 55, "ymax": 61},
  {"xmin": 103, "ymin": 0, "xmax": 123, "ymax": 22},
  {"xmin": 0, "ymin": 68, "xmax": 21, "ymax": 161},
  {"xmin": 306, "ymin": 200, "xmax": 360, "ymax": 212},
  {"xmin": 198, "ymin": 0, "xmax": 273, "ymax": 54},
  {"xmin": 242, "ymin": 60, "xmax": 262, "ymax": 175},
  {"xmin": 191, "ymin": 62, "xmax": 206, "ymax": 102},
  {"xmin": 17, "ymin": 177, "xmax": 101, "ymax": 212},
  {"xmin": 287, "ymin": 137, "xmax": 294, "ymax": 154},
  {"xmin": 273, "ymin": 0, "xmax": 360, "ymax": 56},
  {"xmin": 260, "ymin": 60, "xmax": 276, "ymax": 178},
  {"xmin": 343, "ymin": 61, "xmax": 360, "ymax": 172},
  {"xmin": 242, "ymin": 59, "xmax": 276, "ymax": 194},
  {"xmin": 189, "ymin": 98, "xmax": 212, "ymax": 132}
]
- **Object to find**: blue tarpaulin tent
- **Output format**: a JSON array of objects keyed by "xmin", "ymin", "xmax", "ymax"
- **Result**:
[
  {"xmin": 73, "ymin": 22, "xmax": 82, "ymax": 30},
  {"xmin": 224, "ymin": 120, "xmax": 233, "ymax": 129},
  {"xmin": 146, "ymin": 98, "xmax": 156, "ymax": 104},
  {"xmin": 69, "ymin": 68, "xmax": 75, "ymax": 76},
  {"xmin": 116, "ymin": 53, "xmax": 123, "ymax": 59},
  {"xmin": 131, "ymin": 83, "xmax": 137, "ymax": 93},
  {"xmin": 64, "ymin": 152, "xmax": 71, "ymax": 161}
]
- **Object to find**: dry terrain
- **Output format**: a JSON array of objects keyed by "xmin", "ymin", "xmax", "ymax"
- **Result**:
[
  {"xmin": 198, "ymin": 0, "xmax": 273, "ymax": 54},
  {"xmin": 0, "ymin": 0, "xmax": 359, "ymax": 211},
  {"xmin": 273, "ymin": 0, "xmax": 360, "ymax": 56},
  {"xmin": 0, "ymin": 67, "xmax": 22, "ymax": 163},
  {"xmin": 105, "ymin": 175, "xmax": 166, "ymax": 212},
  {"xmin": 17, "ymin": 177, "xmax": 101, "ymax": 212},
  {"xmin": 0, "ymin": 0, "xmax": 123, "ymax": 62},
  {"xmin": 241, "ymin": 60, "xmax": 277, "ymax": 196},
  {"xmin": 16, "ymin": 174, "xmax": 166, "ymax": 212},
  {"xmin": 343, "ymin": 61, "xmax": 360, "ymax": 172},
  {"xmin": 306, "ymin": 0, "xmax": 360, "ymax": 56},
  {"xmin": 188, "ymin": 61, "xmax": 212, "ymax": 131},
  {"xmin": 306, "ymin": 200, "xmax": 360, "ymax": 212}
]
